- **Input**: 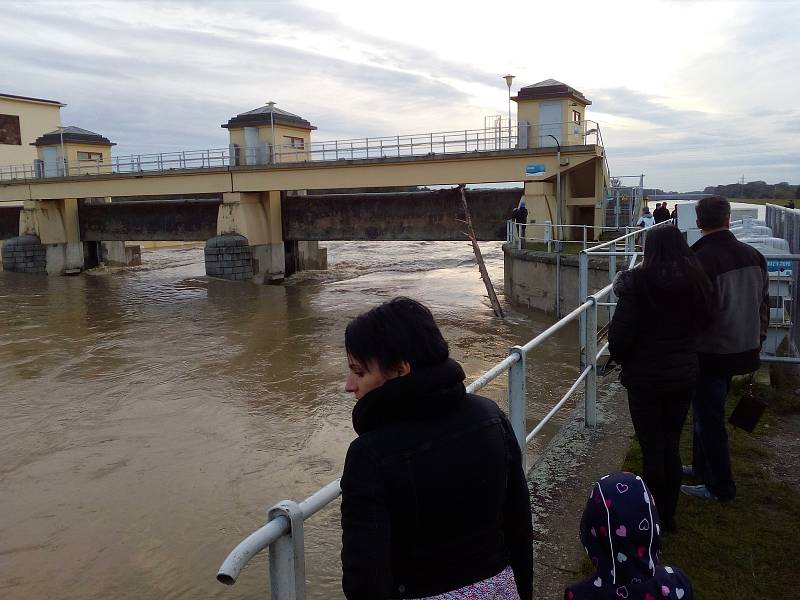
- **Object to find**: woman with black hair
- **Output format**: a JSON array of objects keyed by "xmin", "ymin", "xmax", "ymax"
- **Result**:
[
  {"xmin": 340, "ymin": 297, "xmax": 533, "ymax": 600},
  {"xmin": 609, "ymin": 225, "xmax": 713, "ymax": 531}
]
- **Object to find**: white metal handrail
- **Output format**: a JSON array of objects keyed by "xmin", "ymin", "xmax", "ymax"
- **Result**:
[{"xmin": 0, "ymin": 121, "xmax": 602, "ymax": 182}]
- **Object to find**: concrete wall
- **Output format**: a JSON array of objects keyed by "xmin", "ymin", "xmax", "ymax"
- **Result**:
[
  {"xmin": 228, "ymin": 123, "xmax": 312, "ymax": 163},
  {"xmin": 79, "ymin": 199, "xmax": 221, "ymax": 241},
  {"xmin": 503, "ymin": 244, "xmax": 620, "ymax": 316},
  {"xmin": 283, "ymin": 188, "xmax": 522, "ymax": 241},
  {"xmin": 0, "ymin": 97, "xmax": 62, "ymax": 166},
  {"xmin": 515, "ymin": 96, "xmax": 587, "ymax": 148}
]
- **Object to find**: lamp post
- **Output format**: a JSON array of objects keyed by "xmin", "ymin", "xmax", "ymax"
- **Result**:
[
  {"xmin": 58, "ymin": 126, "xmax": 66, "ymax": 176},
  {"xmin": 547, "ymin": 133, "xmax": 562, "ymax": 318},
  {"xmin": 267, "ymin": 100, "xmax": 276, "ymax": 164},
  {"xmin": 502, "ymin": 74, "xmax": 515, "ymax": 148}
]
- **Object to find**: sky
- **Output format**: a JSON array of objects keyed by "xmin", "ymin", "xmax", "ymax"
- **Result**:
[{"xmin": 2, "ymin": 0, "xmax": 798, "ymax": 191}]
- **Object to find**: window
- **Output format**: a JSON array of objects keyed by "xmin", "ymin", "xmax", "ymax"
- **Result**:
[
  {"xmin": 77, "ymin": 151, "xmax": 103, "ymax": 162},
  {"xmin": 284, "ymin": 136, "xmax": 304, "ymax": 149},
  {"xmin": 572, "ymin": 110, "xmax": 581, "ymax": 124},
  {"xmin": 0, "ymin": 114, "xmax": 21, "ymax": 145}
]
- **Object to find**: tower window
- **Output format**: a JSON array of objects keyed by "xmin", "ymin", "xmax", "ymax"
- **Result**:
[
  {"xmin": 0, "ymin": 114, "xmax": 21, "ymax": 145},
  {"xmin": 572, "ymin": 110, "xmax": 581, "ymax": 124},
  {"xmin": 77, "ymin": 151, "xmax": 103, "ymax": 162},
  {"xmin": 284, "ymin": 136, "xmax": 305, "ymax": 149}
]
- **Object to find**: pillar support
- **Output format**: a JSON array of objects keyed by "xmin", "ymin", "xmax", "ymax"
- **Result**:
[
  {"xmin": 211, "ymin": 191, "xmax": 285, "ymax": 283},
  {"xmin": 8, "ymin": 198, "xmax": 84, "ymax": 275}
]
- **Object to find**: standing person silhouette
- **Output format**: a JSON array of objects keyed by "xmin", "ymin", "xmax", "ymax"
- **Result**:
[
  {"xmin": 681, "ymin": 196, "xmax": 769, "ymax": 502},
  {"xmin": 340, "ymin": 297, "xmax": 533, "ymax": 600},
  {"xmin": 609, "ymin": 225, "xmax": 713, "ymax": 530}
]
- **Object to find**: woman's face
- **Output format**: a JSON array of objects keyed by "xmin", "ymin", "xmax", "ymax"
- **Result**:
[{"xmin": 345, "ymin": 355, "xmax": 409, "ymax": 400}]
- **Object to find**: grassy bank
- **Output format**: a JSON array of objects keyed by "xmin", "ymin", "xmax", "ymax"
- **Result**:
[{"xmin": 623, "ymin": 377, "xmax": 800, "ymax": 599}]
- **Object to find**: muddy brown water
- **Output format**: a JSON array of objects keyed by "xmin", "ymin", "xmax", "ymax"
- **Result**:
[{"xmin": 0, "ymin": 241, "xmax": 582, "ymax": 599}]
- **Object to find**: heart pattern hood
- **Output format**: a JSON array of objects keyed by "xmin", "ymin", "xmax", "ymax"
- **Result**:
[{"xmin": 564, "ymin": 472, "xmax": 694, "ymax": 600}]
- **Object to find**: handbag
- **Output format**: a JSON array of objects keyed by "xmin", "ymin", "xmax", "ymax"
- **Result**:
[{"xmin": 728, "ymin": 374, "xmax": 768, "ymax": 432}]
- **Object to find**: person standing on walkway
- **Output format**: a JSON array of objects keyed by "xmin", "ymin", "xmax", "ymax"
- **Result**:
[
  {"xmin": 653, "ymin": 202, "xmax": 671, "ymax": 224},
  {"xmin": 608, "ymin": 225, "xmax": 713, "ymax": 530},
  {"xmin": 681, "ymin": 196, "xmax": 769, "ymax": 502},
  {"xmin": 636, "ymin": 206, "xmax": 655, "ymax": 229},
  {"xmin": 513, "ymin": 198, "xmax": 528, "ymax": 241},
  {"xmin": 564, "ymin": 472, "xmax": 695, "ymax": 600},
  {"xmin": 340, "ymin": 297, "xmax": 533, "ymax": 600}
]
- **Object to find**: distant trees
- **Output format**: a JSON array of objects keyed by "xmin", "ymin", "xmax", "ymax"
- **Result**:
[{"xmin": 703, "ymin": 181, "xmax": 798, "ymax": 200}]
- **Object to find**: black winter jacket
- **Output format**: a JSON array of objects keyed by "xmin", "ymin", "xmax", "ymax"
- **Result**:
[
  {"xmin": 340, "ymin": 358, "xmax": 533, "ymax": 600},
  {"xmin": 608, "ymin": 265, "xmax": 710, "ymax": 391},
  {"xmin": 691, "ymin": 230, "xmax": 769, "ymax": 375}
]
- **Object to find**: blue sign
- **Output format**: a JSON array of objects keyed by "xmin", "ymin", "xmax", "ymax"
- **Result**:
[
  {"xmin": 525, "ymin": 163, "xmax": 546, "ymax": 176},
  {"xmin": 767, "ymin": 259, "xmax": 793, "ymax": 273}
]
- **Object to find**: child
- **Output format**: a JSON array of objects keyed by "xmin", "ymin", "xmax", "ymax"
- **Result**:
[{"xmin": 564, "ymin": 472, "xmax": 694, "ymax": 600}]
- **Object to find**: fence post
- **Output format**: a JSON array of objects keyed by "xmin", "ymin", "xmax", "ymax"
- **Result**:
[
  {"xmin": 584, "ymin": 298, "xmax": 598, "ymax": 427},
  {"xmin": 579, "ymin": 251, "xmax": 589, "ymax": 368},
  {"xmin": 267, "ymin": 501, "xmax": 306, "ymax": 600},
  {"xmin": 608, "ymin": 251, "xmax": 617, "ymax": 321},
  {"xmin": 508, "ymin": 346, "xmax": 527, "ymax": 471}
]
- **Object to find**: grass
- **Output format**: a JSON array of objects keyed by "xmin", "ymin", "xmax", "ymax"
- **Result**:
[
  {"xmin": 622, "ymin": 376, "xmax": 800, "ymax": 599},
  {"xmin": 519, "ymin": 241, "xmax": 583, "ymax": 255}
]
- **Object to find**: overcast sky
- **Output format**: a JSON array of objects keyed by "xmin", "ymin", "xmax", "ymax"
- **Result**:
[{"xmin": 2, "ymin": 0, "xmax": 798, "ymax": 191}]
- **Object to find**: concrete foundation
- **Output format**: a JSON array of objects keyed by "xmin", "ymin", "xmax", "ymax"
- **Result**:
[
  {"xmin": 2, "ymin": 235, "xmax": 47, "ymax": 273},
  {"xmin": 503, "ymin": 243, "xmax": 621, "ymax": 315},
  {"xmin": 45, "ymin": 242, "xmax": 84, "ymax": 275},
  {"xmin": 251, "ymin": 243, "xmax": 285, "ymax": 283},
  {"xmin": 205, "ymin": 235, "xmax": 254, "ymax": 281},
  {"xmin": 101, "ymin": 241, "xmax": 141, "ymax": 267}
]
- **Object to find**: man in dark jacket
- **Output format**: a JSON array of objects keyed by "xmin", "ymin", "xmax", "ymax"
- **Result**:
[
  {"xmin": 682, "ymin": 196, "xmax": 769, "ymax": 502},
  {"xmin": 513, "ymin": 199, "xmax": 528, "ymax": 241},
  {"xmin": 653, "ymin": 202, "xmax": 671, "ymax": 224}
]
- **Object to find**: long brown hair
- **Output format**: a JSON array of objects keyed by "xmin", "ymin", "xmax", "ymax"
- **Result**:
[{"xmin": 640, "ymin": 225, "xmax": 714, "ymax": 327}]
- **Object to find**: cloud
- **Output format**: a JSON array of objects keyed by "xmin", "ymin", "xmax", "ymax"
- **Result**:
[{"xmin": 0, "ymin": 0, "xmax": 798, "ymax": 190}]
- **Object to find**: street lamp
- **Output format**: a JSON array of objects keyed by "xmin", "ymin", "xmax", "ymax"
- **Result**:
[
  {"xmin": 546, "ymin": 134, "xmax": 562, "ymax": 232},
  {"xmin": 546, "ymin": 133, "xmax": 563, "ymax": 318},
  {"xmin": 502, "ymin": 74, "xmax": 515, "ymax": 148},
  {"xmin": 267, "ymin": 100, "xmax": 276, "ymax": 164},
  {"xmin": 58, "ymin": 125, "xmax": 66, "ymax": 176}
]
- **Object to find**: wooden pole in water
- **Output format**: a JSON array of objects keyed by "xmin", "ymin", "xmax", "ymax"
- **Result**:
[{"xmin": 458, "ymin": 184, "xmax": 505, "ymax": 319}]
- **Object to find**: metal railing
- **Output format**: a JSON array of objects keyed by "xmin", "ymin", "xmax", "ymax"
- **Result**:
[
  {"xmin": 0, "ymin": 121, "xmax": 603, "ymax": 182},
  {"xmin": 507, "ymin": 220, "xmax": 634, "ymax": 252},
  {"xmin": 215, "ymin": 224, "xmax": 645, "ymax": 598}
]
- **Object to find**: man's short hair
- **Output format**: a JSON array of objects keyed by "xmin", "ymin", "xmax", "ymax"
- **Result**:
[{"xmin": 696, "ymin": 195, "xmax": 731, "ymax": 230}]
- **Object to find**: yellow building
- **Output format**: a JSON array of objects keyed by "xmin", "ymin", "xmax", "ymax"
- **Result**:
[
  {"xmin": 32, "ymin": 126, "xmax": 115, "ymax": 177},
  {"xmin": 222, "ymin": 102, "xmax": 317, "ymax": 165},
  {"xmin": 0, "ymin": 93, "xmax": 64, "ymax": 168},
  {"xmin": 513, "ymin": 79, "xmax": 607, "ymax": 239}
]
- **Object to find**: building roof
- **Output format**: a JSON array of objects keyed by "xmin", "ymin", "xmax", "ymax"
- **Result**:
[
  {"xmin": 32, "ymin": 126, "xmax": 114, "ymax": 147},
  {"xmin": 0, "ymin": 93, "xmax": 66, "ymax": 107},
  {"xmin": 513, "ymin": 79, "xmax": 591, "ymax": 106},
  {"xmin": 222, "ymin": 103, "xmax": 317, "ymax": 131}
]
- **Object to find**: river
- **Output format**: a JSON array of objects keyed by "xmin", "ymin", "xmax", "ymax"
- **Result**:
[{"xmin": 0, "ymin": 241, "xmax": 580, "ymax": 599}]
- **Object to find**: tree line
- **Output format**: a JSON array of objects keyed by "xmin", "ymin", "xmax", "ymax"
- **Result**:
[{"xmin": 703, "ymin": 181, "xmax": 799, "ymax": 200}]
